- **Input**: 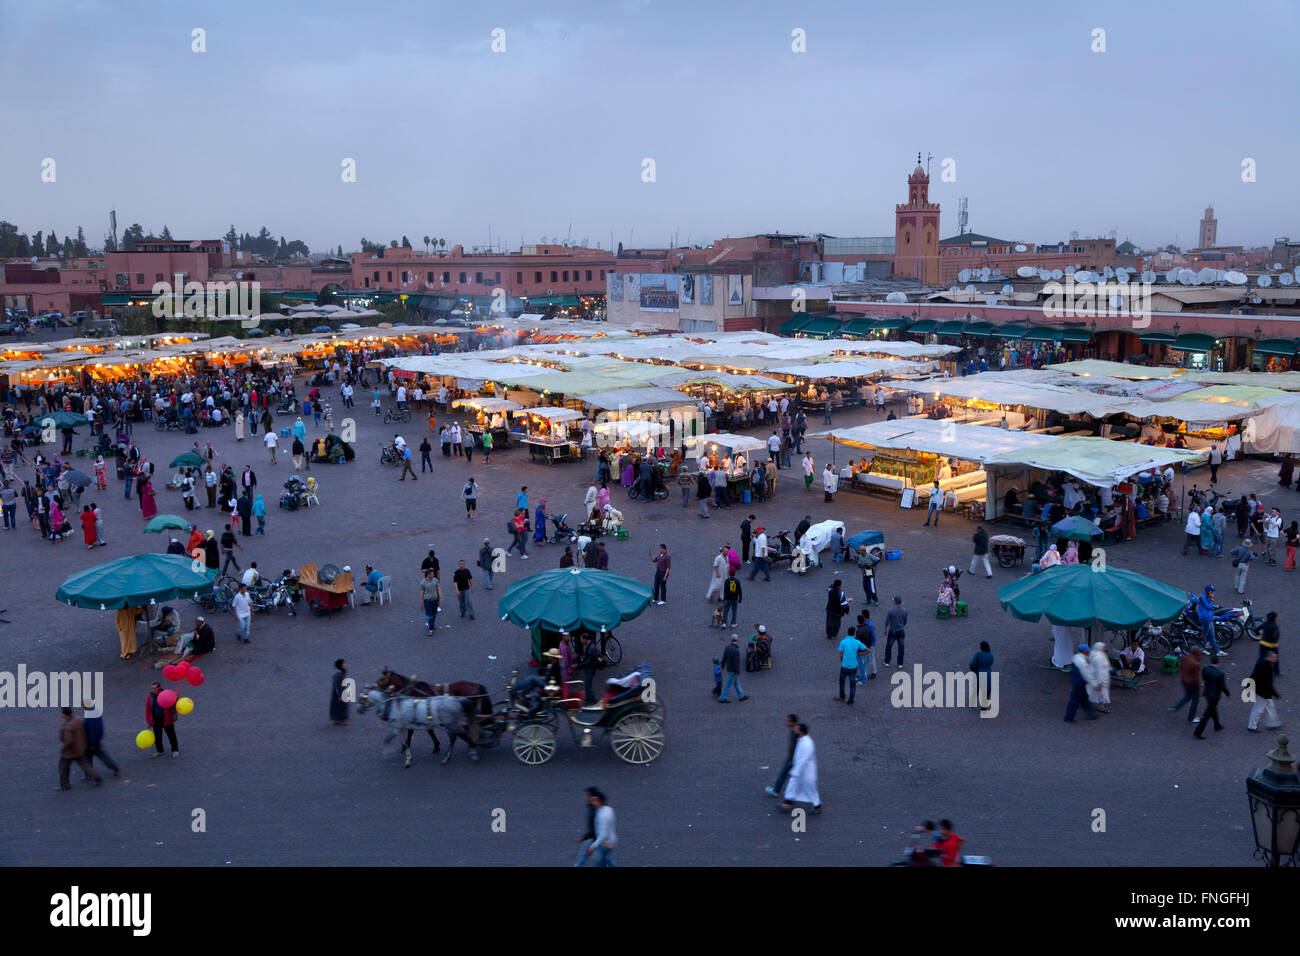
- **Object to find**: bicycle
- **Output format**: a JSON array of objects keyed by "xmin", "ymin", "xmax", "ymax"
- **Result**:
[
  {"xmin": 597, "ymin": 632, "xmax": 623, "ymax": 666},
  {"xmin": 384, "ymin": 408, "xmax": 411, "ymax": 425}
]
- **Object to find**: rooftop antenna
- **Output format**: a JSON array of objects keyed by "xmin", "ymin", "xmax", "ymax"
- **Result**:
[
  {"xmin": 925, "ymin": 152, "xmax": 934, "ymax": 178},
  {"xmin": 958, "ymin": 196, "xmax": 968, "ymax": 236}
]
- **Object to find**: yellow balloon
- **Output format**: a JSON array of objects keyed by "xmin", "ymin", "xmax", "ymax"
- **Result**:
[
  {"xmin": 136, "ymin": 729, "xmax": 156, "ymax": 749},
  {"xmin": 176, "ymin": 697, "xmax": 194, "ymax": 715}
]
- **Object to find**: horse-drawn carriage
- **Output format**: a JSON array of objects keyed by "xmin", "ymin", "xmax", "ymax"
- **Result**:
[{"xmin": 358, "ymin": 664, "xmax": 666, "ymax": 768}]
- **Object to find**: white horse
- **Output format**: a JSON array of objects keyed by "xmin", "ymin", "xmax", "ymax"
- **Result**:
[{"xmin": 360, "ymin": 688, "xmax": 474, "ymax": 768}]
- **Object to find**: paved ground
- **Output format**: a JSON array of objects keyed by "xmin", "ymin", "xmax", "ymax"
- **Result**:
[{"xmin": 1, "ymin": 385, "xmax": 1291, "ymax": 866}]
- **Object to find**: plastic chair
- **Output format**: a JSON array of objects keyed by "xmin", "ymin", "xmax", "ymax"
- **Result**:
[
  {"xmin": 936, "ymin": 605, "xmax": 951, "ymax": 619},
  {"xmin": 954, "ymin": 601, "xmax": 969, "ymax": 618},
  {"xmin": 305, "ymin": 477, "xmax": 319, "ymax": 507},
  {"xmin": 375, "ymin": 575, "xmax": 392, "ymax": 606}
]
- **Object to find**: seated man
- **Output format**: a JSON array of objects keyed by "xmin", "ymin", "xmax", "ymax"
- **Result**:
[
  {"xmin": 1003, "ymin": 487, "xmax": 1022, "ymax": 515},
  {"xmin": 241, "ymin": 563, "xmax": 261, "ymax": 588},
  {"xmin": 1134, "ymin": 499, "xmax": 1149, "ymax": 520},
  {"xmin": 1119, "ymin": 639, "xmax": 1145, "ymax": 674},
  {"xmin": 168, "ymin": 614, "xmax": 215, "ymax": 662},
  {"xmin": 362, "ymin": 564, "xmax": 384, "ymax": 603},
  {"xmin": 149, "ymin": 605, "xmax": 181, "ymax": 645},
  {"xmin": 511, "ymin": 675, "xmax": 548, "ymax": 716},
  {"xmin": 1021, "ymin": 496, "xmax": 1039, "ymax": 521}
]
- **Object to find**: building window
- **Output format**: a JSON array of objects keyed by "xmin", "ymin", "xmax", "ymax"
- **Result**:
[
  {"xmin": 443, "ymin": 272, "xmax": 450, "ymax": 283},
  {"xmin": 535, "ymin": 271, "xmax": 542, "ymax": 283},
  {"xmin": 562, "ymin": 271, "xmax": 569, "ymax": 282},
  {"xmin": 551, "ymin": 270, "xmax": 558, "ymax": 283},
  {"xmin": 427, "ymin": 272, "xmax": 434, "ymax": 283},
  {"xmin": 386, "ymin": 271, "xmax": 393, "ymax": 282},
  {"xmin": 459, "ymin": 272, "xmax": 467, "ymax": 283},
  {"xmin": 373, "ymin": 271, "xmax": 380, "ymax": 281},
  {"xmin": 600, "ymin": 270, "xmax": 605, "ymax": 280},
  {"xmin": 585, "ymin": 270, "xmax": 592, "ymax": 281},
  {"xmin": 475, "ymin": 272, "xmax": 483, "ymax": 284},
  {"xmin": 494, "ymin": 271, "xmax": 501, "ymax": 284},
  {"xmin": 516, "ymin": 272, "xmax": 523, "ymax": 284}
]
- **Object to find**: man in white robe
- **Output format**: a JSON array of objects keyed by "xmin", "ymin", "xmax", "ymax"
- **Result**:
[
  {"xmin": 781, "ymin": 724, "xmax": 821, "ymax": 813},
  {"xmin": 705, "ymin": 546, "xmax": 728, "ymax": 601}
]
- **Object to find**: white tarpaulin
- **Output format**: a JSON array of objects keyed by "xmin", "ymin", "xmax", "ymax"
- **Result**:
[
  {"xmin": 684, "ymin": 433, "xmax": 767, "ymax": 454},
  {"xmin": 511, "ymin": 406, "xmax": 583, "ymax": 422},
  {"xmin": 593, "ymin": 420, "xmax": 668, "ymax": 444},
  {"xmin": 984, "ymin": 436, "xmax": 1206, "ymax": 487},
  {"xmin": 888, "ymin": 378, "xmax": 1130, "ymax": 417},
  {"xmin": 814, "ymin": 418, "xmax": 1059, "ymax": 463},
  {"xmin": 1242, "ymin": 398, "xmax": 1300, "ymax": 453},
  {"xmin": 579, "ymin": 387, "xmax": 695, "ymax": 412},
  {"xmin": 764, "ymin": 359, "xmax": 931, "ymax": 379},
  {"xmin": 452, "ymin": 397, "xmax": 520, "ymax": 412}
]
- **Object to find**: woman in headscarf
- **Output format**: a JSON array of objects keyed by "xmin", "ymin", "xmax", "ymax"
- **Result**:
[
  {"xmin": 533, "ymin": 500, "xmax": 548, "ymax": 544},
  {"xmin": 140, "ymin": 476, "xmax": 157, "ymax": 520},
  {"xmin": 252, "ymin": 493, "xmax": 267, "ymax": 535},
  {"xmin": 80, "ymin": 504, "xmax": 97, "ymax": 549},
  {"xmin": 48, "ymin": 499, "xmax": 67, "ymax": 541},
  {"xmin": 1039, "ymin": 544, "xmax": 1061, "ymax": 568},
  {"xmin": 597, "ymin": 484, "xmax": 610, "ymax": 511},
  {"xmin": 93, "ymin": 454, "xmax": 108, "ymax": 490},
  {"xmin": 1200, "ymin": 506, "xmax": 1216, "ymax": 553},
  {"xmin": 1062, "ymin": 540, "xmax": 1080, "ymax": 565},
  {"xmin": 937, "ymin": 576, "xmax": 956, "ymax": 611}
]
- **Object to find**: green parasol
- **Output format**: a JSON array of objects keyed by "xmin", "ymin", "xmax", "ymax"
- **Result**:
[
  {"xmin": 1050, "ymin": 515, "xmax": 1103, "ymax": 542},
  {"xmin": 497, "ymin": 567, "xmax": 652, "ymax": 633},
  {"xmin": 143, "ymin": 514, "xmax": 192, "ymax": 534},
  {"xmin": 35, "ymin": 411, "xmax": 89, "ymax": 429},
  {"xmin": 997, "ymin": 564, "xmax": 1188, "ymax": 630},
  {"xmin": 55, "ymin": 553, "xmax": 217, "ymax": 610},
  {"xmin": 169, "ymin": 451, "xmax": 206, "ymax": 468}
]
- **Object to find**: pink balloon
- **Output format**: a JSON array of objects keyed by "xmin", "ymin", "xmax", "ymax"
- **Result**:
[
  {"xmin": 162, "ymin": 665, "xmax": 178, "ymax": 680},
  {"xmin": 157, "ymin": 689, "xmax": 178, "ymax": 709},
  {"xmin": 176, "ymin": 660, "xmax": 192, "ymax": 674},
  {"xmin": 186, "ymin": 671, "xmax": 205, "ymax": 687}
]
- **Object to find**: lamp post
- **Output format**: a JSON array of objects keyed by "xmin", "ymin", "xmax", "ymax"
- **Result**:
[{"xmin": 1246, "ymin": 735, "xmax": 1300, "ymax": 866}]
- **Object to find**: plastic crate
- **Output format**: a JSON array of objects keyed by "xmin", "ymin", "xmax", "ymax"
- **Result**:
[
  {"xmin": 280, "ymin": 428, "xmax": 290, "ymax": 438},
  {"xmin": 885, "ymin": 549, "xmax": 902, "ymax": 560}
]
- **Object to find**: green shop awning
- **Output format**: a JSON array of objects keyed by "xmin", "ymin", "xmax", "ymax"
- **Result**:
[
  {"xmin": 778, "ymin": 315, "xmax": 812, "ymax": 335},
  {"xmin": 840, "ymin": 318, "xmax": 876, "ymax": 337},
  {"xmin": 1057, "ymin": 327, "xmax": 1094, "ymax": 343},
  {"xmin": 992, "ymin": 324, "xmax": 1028, "ymax": 339},
  {"xmin": 277, "ymin": 291, "xmax": 318, "ymax": 301},
  {"xmin": 935, "ymin": 320, "xmax": 968, "ymax": 335},
  {"xmin": 1253, "ymin": 338, "xmax": 1299, "ymax": 357},
  {"xmin": 800, "ymin": 316, "xmax": 844, "ymax": 338},
  {"xmin": 872, "ymin": 317, "xmax": 910, "ymax": 330},
  {"xmin": 1022, "ymin": 326, "xmax": 1064, "ymax": 342},
  {"xmin": 1170, "ymin": 333, "xmax": 1218, "ymax": 353},
  {"xmin": 965, "ymin": 321, "xmax": 995, "ymax": 336},
  {"xmin": 909, "ymin": 319, "xmax": 939, "ymax": 334},
  {"xmin": 1139, "ymin": 330, "xmax": 1175, "ymax": 345}
]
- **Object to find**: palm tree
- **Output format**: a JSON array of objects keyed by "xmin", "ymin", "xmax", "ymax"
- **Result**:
[
  {"xmin": 439, "ymin": 238, "xmax": 446, "ymax": 253},
  {"xmin": 423, "ymin": 235, "xmax": 430, "ymax": 253}
]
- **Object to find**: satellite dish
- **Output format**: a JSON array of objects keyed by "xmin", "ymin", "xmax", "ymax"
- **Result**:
[
  {"xmin": 1115, "ymin": 268, "xmax": 1129, "ymax": 283},
  {"xmin": 1197, "ymin": 267, "xmax": 1214, "ymax": 282},
  {"xmin": 1017, "ymin": 266, "xmax": 1036, "ymax": 278},
  {"xmin": 964, "ymin": 284, "xmax": 977, "ymax": 292},
  {"xmin": 1226, "ymin": 271, "xmax": 1247, "ymax": 285},
  {"xmin": 1188, "ymin": 273, "xmax": 1202, "ymax": 286},
  {"xmin": 1215, "ymin": 270, "xmax": 1227, "ymax": 283},
  {"xmin": 1014, "ymin": 243, "xmax": 1028, "ymax": 253},
  {"xmin": 1165, "ymin": 269, "xmax": 1179, "ymax": 284},
  {"xmin": 1050, "ymin": 268, "xmax": 1063, "ymax": 280},
  {"xmin": 949, "ymin": 285, "xmax": 960, "ymax": 293},
  {"xmin": 1075, "ymin": 271, "xmax": 1093, "ymax": 283},
  {"xmin": 1251, "ymin": 296, "xmax": 1263, "ymax": 303},
  {"xmin": 985, "ymin": 294, "xmax": 998, "ymax": 306},
  {"xmin": 1273, "ymin": 263, "xmax": 1284, "ymax": 270},
  {"xmin": 540, "ymin": 236, "xmax": 548, "ymax": 243},
  {"xmin": 886, "ymin": 291, "xmax": 908, "ymax": 304},
  {"xmin": 1141, "ymin": 270, "xmax": 1156, "ymax": 284},
  {"xmin": 1001, "ymin": 284, "xmax": 1014, "ymax": 294},
  {"xmin": 1279, "ymin": 274, "xmax": 1294, "ymax": 287},
  {"xmin": 1258, "ymin": 274, "xmax": 1272, "ymax": 288},
  {"xmin": 1037, "ymin": 268, "xmax": 1051, "ymax": 281},
  {"xmin": 1179, "ymin": 269, "xmax": 1196, "ymax": 284},
  {"xmin": 979, "ymin": 267, "xmax": 991, "ymax": 281},
  {"xmin": 1064, "ymin": 265, "xmax": 1076, "ymax": 276},
  {"xmin": 991, "ymin": 268, "xmax": 1002, "ymax": 277},
  {"xmin": 958, "ymin": 269, "xmax": 971, "ymax": 282},
  {"xmin": 1102, "ymin": 266, "xmax": 1115, "ymax": 279}
]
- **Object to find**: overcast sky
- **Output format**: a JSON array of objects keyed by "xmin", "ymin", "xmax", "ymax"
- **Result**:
[{"xmin": 2, "ymin": 0, "xmax": 1296, "ymax": 255}]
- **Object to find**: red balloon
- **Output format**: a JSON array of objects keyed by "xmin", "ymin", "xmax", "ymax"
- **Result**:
[
  {"xmin": 187, "ymin": 670, "xmax": 205, "ymax": 686},
  {"xmin": 176, "ymin": 660, "xmax": 192, "ymax": 674},
  {"xmin": 162, "ymin": 665, "xmax": 178, "ymax": 680},
  {"xmin": 157, "ymin": 689, "xmax": 178, "ymax": 709}
]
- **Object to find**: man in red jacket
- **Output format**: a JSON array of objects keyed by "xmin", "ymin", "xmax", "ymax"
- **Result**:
[
  {"xmin": 935, "ymin": 819, "xmax": 964, "ymax": 866},
  {"xmin": 146, "ymin": 681, "xmax": 179, "ymax": 758}
]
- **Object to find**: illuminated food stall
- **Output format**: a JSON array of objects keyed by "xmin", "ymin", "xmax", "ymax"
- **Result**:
[
  {"xmin": 511, "ymin": 406, "xmax": 584, "ymax": 463},
  {"xmin": 452, "ymin": 396, "xmax": 519, "ymax": 448}
]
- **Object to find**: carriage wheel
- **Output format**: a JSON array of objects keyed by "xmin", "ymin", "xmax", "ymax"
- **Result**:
[
  {"xmin": 637, "ymin": 697, "xmax": 665, "ymax": 726},
  {"xmin": 512, "ymin": 723, "xmax": 557, "ymax": 764},
  {"xmin": 601, "ymin": 635, "xmax": 622, "ymax": 666},
  {"xmin": 610, "ymin": 714, "xmax": 665, "ymax": 764}
]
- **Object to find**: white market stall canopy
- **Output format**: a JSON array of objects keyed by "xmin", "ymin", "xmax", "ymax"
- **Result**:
[
  {"xmin": 984, "ymin": 436, "xmax": 1206, "ymax": 487},
  {"xmin": 814, "ymin": 419, "xmax": 1059, "ymax": 463},
  {"xmin": 683, "ymin": 433, "xmax": 768, "ymax": 454},
  {"xmin": 451, "ymin": 397, "xmax": 520, "ymax": 413},
  {"xmin": 764, "ymin": 359, "xmax": 931, "ymax": 380},
  {"xmin": 1185, "ymin": 371, "xmax": 1300, "ymax": 391},
  {"xmin": 647, "ymin": 370, "xmax": 794, "ymax": 392},
  {"xmin": 593, "ymin": 420, "xmax": 668, "ymax": 444},
  {"xmin": 888, "ymin": 378, "xmax": 1129, "ymax": 417},
  {"xmin": 579, "ymin": 387, "xmax": 695, "ymax": 413},
  {"xmin": 511, "ymin": 406, "xmax": 583, "ymax": 422},
  {"xmin": 1046, "ymin": 360, "xmax": 1184, "ymax": 380}
]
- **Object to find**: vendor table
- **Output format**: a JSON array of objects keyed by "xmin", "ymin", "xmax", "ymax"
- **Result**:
[
  {"xmin": 466, "ymin": 425, "xmax": 511, "ymax": 449},
  {"xmin": 523, "ymin": 438, "xmax": 580, "ymax": 464}
]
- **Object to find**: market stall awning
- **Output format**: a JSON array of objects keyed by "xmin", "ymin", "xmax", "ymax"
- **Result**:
[
  {"xmin": 1021, "ymin": 326, "xmax": 1064, "ymax": 342},
  {"xmin": 578, "ymin": 387, "xmax": 694, "ymax": 412},
  {"xmin": 965, "ymin": 321, "xmax": 996, "ymax": 336},
  {"xmin": 593, "ymin": 420, "xmax": 669, "ymax": 444},
  {"xmin": 871, "ymin": 317, "xmax": 911, "ymax": 331},
  {"xmin": 683, "ymin": 433, "xmax": 768, "ymax": 454},
  {"xmin": 511, "ymin": 405, "xmax": 583, "ymax": 422},
  {"xmin": 1138, "ymin": 330, "xmax": 1176, "ymax": 345},
  {"xmin": 1252, "ymin": 338, "xmax": 1299, "ymax": 358},
  {"xmin": 935, "ymin": 320, "xmax": 968, "ymax": 336},
  {"xmin": 840, "ymin": 318, "xmax": 876, "ymax": 337},
  {"xmin": 1170, "ymin": 333, "xmax": 1218, "ymax": 353},
  {"xmin": 1047, "ymin": 359, "xmax": 1183, "ymax": 380},
  {"xmin": 812, "ymin": 418, "xmax": 1059, "ymax": 463},
  {"xmin": 984, "ymin": 435, "xmax": 1206, "ymax": 487},
  {"xmin": 992, "ymin": 324, "xmax": 1029, "ymax": 339},
  {"xmin": 798, "ymin": 316, "xmax": 844, "ymax": 338},
  {"xmin": 648, "ymin": 370, "xmax": 793, "ymax": 392},
  {"xmin": 1057, "ymin": 328, "xmax": 1094, "ymax": 343},
  {"xmin": 908, "ymin": 319, "xmax": 939, "ymax": 334},
  {"xmin": 778, "ymin": 315, "xmax": 812, "ymax": 335},
  {"xmin": 764, "ymin": 359, "xmax": 930, "ymax": 380},
  {"xmin": 452, "ymin": 397, "xmax": 520, "ymax": 412}
]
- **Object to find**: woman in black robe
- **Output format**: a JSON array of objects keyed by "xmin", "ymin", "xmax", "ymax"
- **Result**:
[{"xmin": 330, "ymin": 659, "xmax": 349, "ymax": 724}]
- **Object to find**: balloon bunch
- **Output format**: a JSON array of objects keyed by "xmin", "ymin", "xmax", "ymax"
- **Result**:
[{"xmin": 135, "ymin": 660, "xmax": 204, "ymax": 749}]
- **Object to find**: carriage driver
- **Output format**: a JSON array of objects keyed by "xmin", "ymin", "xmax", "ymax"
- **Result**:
[{"xmin": 513, "ymin": 648, "xmax": 564, "ymax": 715}]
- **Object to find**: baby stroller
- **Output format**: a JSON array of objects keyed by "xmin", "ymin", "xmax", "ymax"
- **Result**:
[
  {"xmin": 279, "ymin": 475, "xmax": 310, "ymax": 511},
  {"xmin": 745, "ymin": 632, "xmax": 773, "ymax": 672},
  {"xmin": 546, "ymin": 513, "xmax": 577, "ymax": 544}
]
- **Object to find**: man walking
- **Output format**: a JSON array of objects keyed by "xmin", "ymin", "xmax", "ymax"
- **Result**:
[
  {"xmin": 802, "ymin": 452, "xmax": 815, "ymax": 492},
  {"xmin": 232, "ymin": 582, "xmax": 253, "ymax": 643},
  {"xmin": 419, "ymin": 436, "xmax": 433, "ymax": 472},
  {"xmin": 748, "ymin": 527, "xmax": 771, "ymax": 581},
  {"xmin": 706, "ymin": 546, "xmax": 728, "ymax": 601},
  {"xmin": 970, "ymin": 524, "xmax": 992, "ymax": 578},
  {"xmin": 56, "ymin": 707, "xmax": 102, "ymax": 791},
  {"xmin": 452, "ymin": 560, "xmax": 475, "ymax": 619},
  {"xmin": 1183, "ymin": 507, "xmax": 1202, "ymax": 555},
  {"xmin": 462, "ymin": 477, "xmax": 477, "ymax": 518},
  {"xmin": 969, "ymin": 641, "xmax": 995, "ymax": 712},
  {"xmin": 825, "ymin": 579, "xmax": 850, "ymax": 641},
  {"xmin": 765, "ymin": 714, "xmax": 800, "ymax": 797},
  {"xmin": 721, "ymin": 571, "xmax": 742, "ymax": 627},
  {"xmin": 81, "ymin": 700, "xmax": 120, "ymax": 777},
  {"xmin": 477, "ymin": 538, "xmax": 496, "ymax": 589},
  {"xmin": 578, "ymin": 632, "xmax": 600, "ymax": 703},
  {"xmin": 780, "ymin": 723, "xmax": 821, "ymax": 814},
  {"xmin": 1230, "ymin": 539, "xmax": 1252, "ymax": 593},
  {"xmin": 576, "ymin": 788, "xmax": 617, "ymax": 867},
  {"xmin": 740, "ymin": 514, "xmax": 754, "ymax": 564},
  {"xmin": 1246, "ymin": 652, "xmax": 1283, "ymax": 732},
  {"xmin": 651, "ymin": 544, "xmax": 670, "ymax": 605},
  {"xmin": 837, "ymin": 627, "xmax": 867, "ymax": 705},
  {"xmin": 419, "ymin": 567, "xmax": 442, "ymax": 635},
  {"xmin": 1264, "ymin": 509, "xmax": 1282, "ymax": 566},
  {"xmin": 220, "ymin": 524, "xmax": 242, "ymax": 573},
  {"xmin": 1194, "ymin": 654, "xmax": 1228, "ymax": 739},
  {"xmin": 1169, "ymin": 646, "xmax": 1203, "ymax": 723},
  {"xmin": 923, "ymin": 480, "xmax": 942, "ymax": 526},
  {"xmin": 883, "ymin": 595, "xmax": 907, "ymax": 668},
  {"xmin": 718, "ymin": 635, "xmax": 748, "ymax": 702},
  {"xmin": 1064, "ymin": 643, "xmax": 1099, "ymax": 722},
  {"xmin": 398, "ymin": 442, "xmax": 418, "ymax": 480}
]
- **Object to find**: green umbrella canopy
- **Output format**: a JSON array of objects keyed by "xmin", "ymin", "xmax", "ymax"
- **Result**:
[
  {"xmin": 998, "ymin": 564, "xmax": 1188, "ymax": 630},
  {"xmin": 56, "ymin": 553, "xmax": 217, "ymax": 610},
  {"xmin": 35, "ymin": 411, "xmax": 89, "ymax": 429},
  {"xmin": 1050, "ymin": 515, "xmax": 1103, "ymax": 541},
  {"xmin": 143, "ymin": 514, "xmax": 192, "ymax": 534},
  {"xmin": 170, "ymin": 451, "xmax": 206, "ymax": 468},
  {"xmin": 497, "ymin": 567, "xmax": 652, "ymax": 632}
]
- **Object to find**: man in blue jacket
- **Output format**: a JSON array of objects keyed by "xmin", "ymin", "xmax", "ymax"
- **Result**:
[{"xmin": 81, "ymin": 701, "xmax": 120, "ymax": 777}]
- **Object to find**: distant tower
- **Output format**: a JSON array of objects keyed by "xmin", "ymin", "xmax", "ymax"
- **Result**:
[
  {"xmin": 958, "ymin": 197, "xmax": 969, "ymax": 237},
  {"xmin": 1199, "ymin": 204, "xmax": 1217, "ymax": 249},
  {"xmin": 894, "ymin": 153, "xmax": 940, "ymax": 284}
]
